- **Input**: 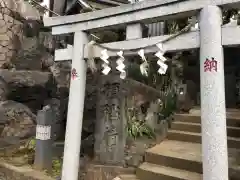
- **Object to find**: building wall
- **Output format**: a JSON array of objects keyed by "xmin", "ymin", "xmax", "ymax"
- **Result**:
[{"xmin": 146, "ymin": 22, "xmax": 166, "ymax": 37}]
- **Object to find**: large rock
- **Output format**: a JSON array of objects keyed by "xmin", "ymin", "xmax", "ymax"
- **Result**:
[
  {"xmin": 12, "ymin": 32, "xmax": 55, "ymax": 71},
  {"xmin": 0, "ymin": 100, "xmax": 36, "ymax": 139},
  {"xmin": 50, "ymin": 62, "xmax": 71, "ymax": 89},
  {"xmin": 49, "ymin": 66, "xmax": 99, "ymax": 99},
  {"xmin": 0, "ymin": 67, "xmax": 53, "ymax": 86},
  {"xmin": 1, "ymin": 0, "xmax": 41, "ymax": 20},
  {"xmin": 0, "ymin": 2, "xmax": 23, "ymax": 68},
  {"xmin": 0, "ymin": 70, "xmax": 54, "ymax": 112},
  {"xmin": 0, "ymin": 0, "xmax": 42, "ymax": 68},
  {"xmin": 0, "ymin": 76, "xmax": 9, "ymax": 101},
  {"xmin": 38, "ymin": 32, "xmax": 56, "ymax": 53},
  {"xmin": 13, "ymin": 43, "xmax": 54, "ymax": 71}
]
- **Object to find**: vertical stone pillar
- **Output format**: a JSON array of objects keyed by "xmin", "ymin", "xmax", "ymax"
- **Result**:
[
  {"xmin": 94, "ymin": 23, "xmax": 143, "ymax": 165},
  {"xmin": 95, "ymin": 77, "xmax": 125, "ymax": 164},
  {"xmin": 34, "ymin": 107, "xmax": 53, "ymax": 172},
  {"xmin": 199, "ymin": 6, "xmax": 228, "ymax": 180},
  {"xmin": 61, "ymin": 31, "xmax": 88, "ymax": 180}
]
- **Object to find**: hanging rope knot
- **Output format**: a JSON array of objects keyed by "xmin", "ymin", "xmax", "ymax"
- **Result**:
[{"xmin": 84, "ymin": 16, "xmax": 197, "ymax": 78}]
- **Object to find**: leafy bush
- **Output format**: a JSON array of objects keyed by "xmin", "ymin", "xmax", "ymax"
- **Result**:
[
  {"xmin": 160, "ymin": 89, "xmax": 176, "ymax": 118},
  {"xmin": 127, "ymin": 119, "xmax": 155, "ymax": 139},
  {"xmin": 126, "ymin": 107, "xmax": 155, "ymax": 139},
  {"xmin": 52, "ymin": 158, "xmax": 62, "ymax": 177},
  {"xmin": 26, "ymin": 138, "xmax": 36, "ymax": 150}
]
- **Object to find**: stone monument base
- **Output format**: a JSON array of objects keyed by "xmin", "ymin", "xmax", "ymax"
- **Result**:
[{"xmin": 84, "ymin": 164, "xmax": 135, "ymax": 180}]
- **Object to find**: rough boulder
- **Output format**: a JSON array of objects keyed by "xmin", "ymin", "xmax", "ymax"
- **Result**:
[{"xmin": 0, "ymin": 100, "xmax": 36, "ymax": 139}]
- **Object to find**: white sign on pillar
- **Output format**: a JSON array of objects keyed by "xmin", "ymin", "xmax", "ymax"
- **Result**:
[{"xmin": 36, "ymin": 125, "xmax": 51, "ymax": 140}]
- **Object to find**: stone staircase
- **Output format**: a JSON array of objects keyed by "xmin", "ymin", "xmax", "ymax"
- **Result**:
[
  {"xmin": 120, "ymin": 110, "xmax": 240, "ymax": 180},
  {"xmin": 136, "ymin": 111, "xmax": 240, "ymax": 180}
]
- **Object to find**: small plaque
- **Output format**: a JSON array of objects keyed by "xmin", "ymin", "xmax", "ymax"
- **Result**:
[
  {"xmin": 108, "ymin": 135, "xmax": 117, "ymax": 146},
  {"xmin": 36, "ymin": 125, "xmax": 51, "ymax": 140}
]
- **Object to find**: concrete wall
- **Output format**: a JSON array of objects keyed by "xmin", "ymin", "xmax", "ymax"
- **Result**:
[{"xmin": 0, "ymin": 161, "xmax": 54, "ymax": 180}]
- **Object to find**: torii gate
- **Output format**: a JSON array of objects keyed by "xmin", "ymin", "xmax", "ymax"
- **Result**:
[{"xmin": 43, "ymin": 0, "xmax": 240, "ymax": 180}]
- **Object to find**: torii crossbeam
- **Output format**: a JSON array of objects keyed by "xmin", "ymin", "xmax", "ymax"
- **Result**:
[{"xmin": 44, "ymin": 0, "xmax": 240, "ymax": 180}]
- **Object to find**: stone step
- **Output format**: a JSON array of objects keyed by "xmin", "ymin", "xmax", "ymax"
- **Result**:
[
  {"xmin": 167, "ymin": 130, "xmax": 240, "ymax": 149},
  {"xmin": 189, "ymin": 107, "xmax": 240, "ymax": 115},
  {"xmin": 118, "ymin": 174, "xmax": 139, "ymax": 180},
  {"xmin": 171, "ymin": 121, "xmax": 240, "ymax": 138},
  {"xmin": 174, "ymin": 113, "xmax": 240, "ymax": 127},
  {"xmin": 136, "ymin": 162, "xmax": 202, "ymax": 180},
  {"xmin": 145, "ymin": 140, "xmax": 202, "ymax": 174},
  {"xmin": 145, "ymin": 140, "xmax": 240, "ymax": 176}
]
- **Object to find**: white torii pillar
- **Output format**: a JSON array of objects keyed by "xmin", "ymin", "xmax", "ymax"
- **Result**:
[
  {"xmin": 199, "ymin": 6, "xmax": 229, "ymax": 180},
  {"xmin": 61, "ymin": 31, "xmax": 88, "ymax": 180}
]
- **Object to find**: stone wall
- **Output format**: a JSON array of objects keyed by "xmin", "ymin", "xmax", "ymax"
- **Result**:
[
  {"xmin": 0, "ymin": 0, "xmax": 41, "ymax": 68},
  {"xmin": 0, "ymin": 161, "xmax": 54, "ymax": 180},
  {"xmin": 124, "ymin": 115, "xmax": 171, "ymax": 168},
  {"xmin": 94, "ymin": 75, "xmax": 173, "ymax": 168}
]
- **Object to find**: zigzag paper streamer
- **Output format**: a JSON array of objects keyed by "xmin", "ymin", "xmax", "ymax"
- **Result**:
[
  {"xmin": 138, "ymin": 49, "xmax": 149, "ymax": 76},
  {"xmin": 155, "ymin": 43, "xmax": 168, "ymax": 75},
  {"xmin": 100, "ymin": 49, "xmax": 111, "ymax": 75},
  {"xmin": 116, "ymin": 51, "xmax": 126, "ymax": 79}
]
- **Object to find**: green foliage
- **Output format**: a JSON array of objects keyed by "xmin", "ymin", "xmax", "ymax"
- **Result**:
[
  {"xmin": 13, "ymin": 137, "xmax": 36, "ymax": 155},
  {"xmin": 52, "ymin": 158, "xmax": 63, "ymax": 177},
  {"xmin": 127, "ymin": 119, "xmax": 155, "ymax": 139},
  {"xmin": 160, "ymin": 90, "xmax": 176, "ymax": 118},
  {"xmin": 126, "ymin": 107, "xmax": 155, "ymax": 139},
  {"xmin": 10, "ymin": 137, "xmax": 63, "ymax": 177},
  {"xmin": 26, "ymin": 138, "xmax": 36, "ymax": 151}
]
